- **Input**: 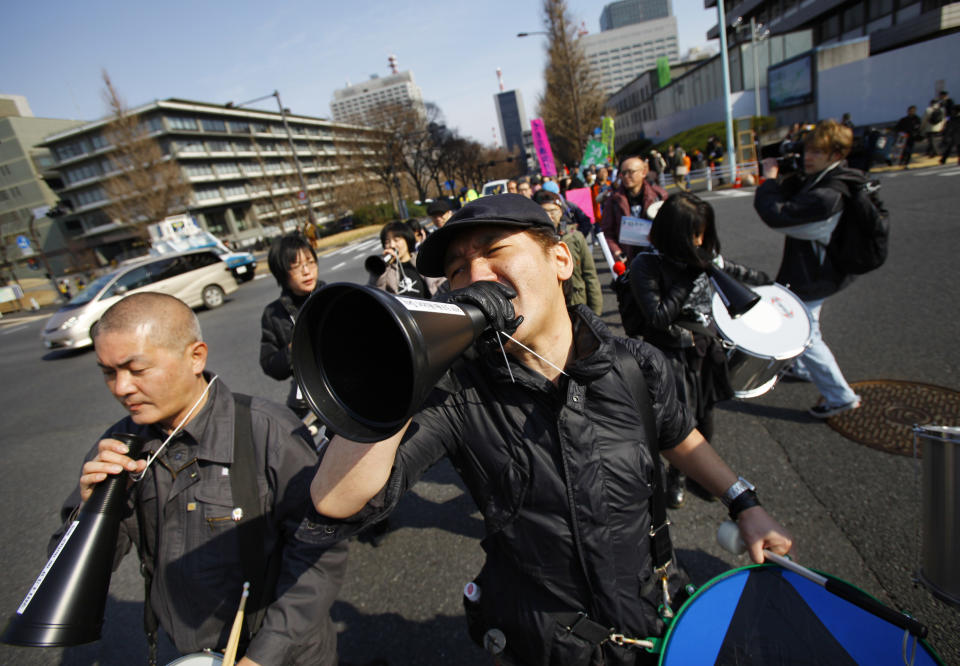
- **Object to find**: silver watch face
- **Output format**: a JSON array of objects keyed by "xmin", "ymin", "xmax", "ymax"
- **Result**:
[{"xmin": 723, "ymin": 477, "xmax": 755, "ymax": 506}]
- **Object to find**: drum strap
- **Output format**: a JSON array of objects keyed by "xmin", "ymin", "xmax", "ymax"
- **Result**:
[
  {"xmin": 550, "ymin": 344, "xmax": 678, "ymax": 648},
  {"xmin": 614, "ymin": 342, "xmax": 674, "ymax": 572},
  {"xmin": 231, "ymin": 393, "xmax": 275, "ymax": 645}
]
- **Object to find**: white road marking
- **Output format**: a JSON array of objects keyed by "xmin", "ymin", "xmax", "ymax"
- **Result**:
[
  {"xmin": 331, "ymin": 262, "xmax": 346, "ymax": 271},
  {"xmin": 254, "ymin": 273, "xmax": 269, "ymax": 280},
  {"xmin": 1, "ymin": 324, "xmax": 28, "ymax": 335},
  {"xmin": 937, "ymin": 167, "xmax": 960, "ymax": 176},
  {"xmin": 713, "ymin": 189, "xmax": 754, "ymax": 197}
]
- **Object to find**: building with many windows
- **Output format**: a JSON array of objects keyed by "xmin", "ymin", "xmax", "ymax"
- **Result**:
[
  {"xmin": 330, "ymin": 71, "xmax": 426, "ymax": 125},
  {"xmin": 494, "ymin": 89, "xmax": 529, "ymax": 155},
  {"xmin": 582, "ymin": 16, "xmax": 681, "ymax": 96},
  {"xmin": 39, "ymin": 98, "xmax": 384, "ymax": 267},
  {"xmin": 0, "ymin": 97, "xmax": 84, "ymax": 278},
  {"xmin": 600, "ymin": 0, "xmax": 672, "ymax": 30}
]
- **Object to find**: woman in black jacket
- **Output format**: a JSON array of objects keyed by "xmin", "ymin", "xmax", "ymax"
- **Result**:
[
  {"xmin": 260, "ymin": 233, "xmax": 324, "ymax": 418},
  {"xmin": 629, "ymin": 191, "xmax": 769, "ymax": 507}
]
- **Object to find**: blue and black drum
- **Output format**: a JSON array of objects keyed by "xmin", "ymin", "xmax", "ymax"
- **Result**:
[{"xmin": 655, "ymin": 564, "xmax": 943, "ymax": 665}]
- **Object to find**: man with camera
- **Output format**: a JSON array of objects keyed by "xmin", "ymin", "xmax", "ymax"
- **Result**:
[
  {"xmin": 300, "ymin": 194, "xmax": 792, "ymax": 665},
  {"xmin": 754, "ymin": 119, "xmax": 862, "ymax": 418},
  {"xmin": 53, "ymin": 293, "xmax": 346, "ymax": 665}
]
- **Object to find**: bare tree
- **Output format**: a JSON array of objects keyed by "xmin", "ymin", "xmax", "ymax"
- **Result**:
[
  {"xmin": 100, "ymin": 71, "xmax": 191, "ymax": 236},
  {"xmin": 536, "ymin": 0, "xmax": 605, "ymax": 167}
]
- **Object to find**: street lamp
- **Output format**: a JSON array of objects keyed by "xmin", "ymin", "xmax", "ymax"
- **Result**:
[
  {"xmin": 518, "ymin": 29, "xmax": 586, "ymax": 162},
  {"xmin": 734, "ymin": 17, "xmax": 771, "ymax": 119},
  {"xmin": 226, "ymin": 91, "xmax": 317, "ymax": 227}
]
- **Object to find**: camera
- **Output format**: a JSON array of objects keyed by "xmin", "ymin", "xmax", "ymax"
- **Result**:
[{"xmin": 776, "ymin": 140, "xmax": 805, "ymax": 175}]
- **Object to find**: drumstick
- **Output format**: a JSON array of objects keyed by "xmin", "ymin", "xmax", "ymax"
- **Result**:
[
  {"xmin": 716, "ymin": 521, "xmax": 928, "ymax": 638},
  {"xmin": 221, "ymin": 581, "xmax": 250, "ymax": 666}
]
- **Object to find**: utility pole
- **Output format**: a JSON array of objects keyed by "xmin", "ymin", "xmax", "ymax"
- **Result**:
[
  {"xmin": 717, "ymin": 0, "xmax": 737, "ymax": 180},
  {"xmin": 227, "ymin": 91, "xmax": 317, "ymax": 230}
]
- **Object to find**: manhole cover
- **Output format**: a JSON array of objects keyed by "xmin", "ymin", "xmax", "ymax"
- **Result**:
[{"xmin": 825, "ymin": 380, "xmax": 960, "ymax": 456}]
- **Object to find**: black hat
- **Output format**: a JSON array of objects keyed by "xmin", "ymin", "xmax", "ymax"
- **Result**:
[
  {"xmin": 416, "ymin": 193, "xmax": 554, "ymax": 277},
  {"xmin": 426, "ymin": 199, "xmax": 451, "ymax": 216}
]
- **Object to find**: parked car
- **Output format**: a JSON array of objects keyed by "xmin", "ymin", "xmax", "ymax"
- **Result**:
[{"xmin": 41, "ymin": 250, "xmax": 238, "ymax": 350}]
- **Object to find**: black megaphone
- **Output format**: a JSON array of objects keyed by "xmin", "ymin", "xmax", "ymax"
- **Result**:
[
  {"xmin": 292, "ymin": 283, "xmax": 488, "ymax": 442},
  {"xmin": 364, "ymin": 253, "xmax": 395, "ymax": 277},
  {"xmin": 706, "ymin": 264, "xmax": 760, "ymax": 318},
  {"xmin": 2, "ymin": 433, "xmax": 146, "ymax": 647}
]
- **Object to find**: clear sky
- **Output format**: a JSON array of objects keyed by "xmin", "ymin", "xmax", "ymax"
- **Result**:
[{"xmin": 3, "ymin": 0, "xmax": 719, "ymax": 145}]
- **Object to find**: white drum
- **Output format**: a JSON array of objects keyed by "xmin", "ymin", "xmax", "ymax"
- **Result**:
[
  {"xmin": 167, "ymin": 653, "xmax": 222, "ymax": 665},
  {"xmin": 711, "ymin": 283, "xmax": 812, "ymax": 399}
]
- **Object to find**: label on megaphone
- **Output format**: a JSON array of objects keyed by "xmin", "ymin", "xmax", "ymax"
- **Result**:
[
  {"xmin": 17, "ymin": 520, "xmax": 80, "ymax": 615},
  {"xmin": 396, "ymin": 296, "xmax": 466, "ymax": 316}
]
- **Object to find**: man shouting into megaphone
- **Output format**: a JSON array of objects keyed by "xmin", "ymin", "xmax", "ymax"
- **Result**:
[{"xmin": 299, "ymin": 194, "xmax": 793, "ymax": 666}]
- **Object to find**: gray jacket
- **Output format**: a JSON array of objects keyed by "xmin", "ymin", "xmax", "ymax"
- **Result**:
[{"xmin": 52, "ymin": 377, "xmax": 346, "ymax": 665}]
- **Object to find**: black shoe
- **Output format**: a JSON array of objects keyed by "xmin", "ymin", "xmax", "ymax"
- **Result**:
[
  {"xmin": 665, "ymin": 468, "xmax": 685, "ymax": 508},
  {"xmin": 685, "ymin": 477, "xmax": 717, "ymax": 502}
]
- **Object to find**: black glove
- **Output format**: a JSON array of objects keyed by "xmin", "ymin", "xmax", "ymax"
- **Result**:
[{"xmin": 438, "ymin": 281, "xmax": 523, "ymax": 337}]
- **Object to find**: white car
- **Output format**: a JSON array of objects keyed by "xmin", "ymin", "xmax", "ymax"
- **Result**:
[
  {"xmin": 481, "ymin": 179, "xmax": 511, "ymax": 196},
  {"xmin": 42, "ymin": 250, "xmax": 238, "ymax": 350}
]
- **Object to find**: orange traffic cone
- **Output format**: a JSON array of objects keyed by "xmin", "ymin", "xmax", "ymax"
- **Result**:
[{"xmin": 733, "ymin": 169, "xmax": 742, "ymax": 188}]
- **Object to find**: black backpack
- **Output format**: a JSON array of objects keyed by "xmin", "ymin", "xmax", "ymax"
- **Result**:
[
  {"xmin": 822, "ymin": 168, "xmax": 890, "ymax": 275},
  {"xmin": 929, "ymin": 106, "xmax": 944, "ymax": 125}
]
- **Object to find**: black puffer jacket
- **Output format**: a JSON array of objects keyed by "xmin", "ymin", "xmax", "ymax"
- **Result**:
[
  {"xmin": 299, "ymin": 306, "xmax": 695, "ymax": 665},
  {"xmin": 260, "ymin": 288, "xmax": 315, "ymax": 412},
  {"xmin": 628, "ymin": 251, "xmax": 770, "ymax": 349},
  {"xmin": 754, "ymin": 169, "xmax": 854, "ymax": 300}
]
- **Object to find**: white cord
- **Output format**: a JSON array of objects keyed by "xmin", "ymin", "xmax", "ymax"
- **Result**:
[
  {"xmin": 133, "ymin": 374, "xmax": 218, "ymax": 482},
  {"xmin": 497, "ymin": 331, "xmax": 569, "ymax": 379}
]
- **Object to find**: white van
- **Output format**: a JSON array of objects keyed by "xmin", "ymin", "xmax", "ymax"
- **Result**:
[
  {"xmin": 481, "ymin": 179, "xmax": 511, "ymax": 197},
  {"xmin": 41, "ymin": 250, "xmax": 238, "ymax": 349}
]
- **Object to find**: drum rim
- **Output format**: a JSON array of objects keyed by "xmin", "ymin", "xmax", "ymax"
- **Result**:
[{"xmin": 657, "ymin": 563, "xmax": 946, "ymax": 665}]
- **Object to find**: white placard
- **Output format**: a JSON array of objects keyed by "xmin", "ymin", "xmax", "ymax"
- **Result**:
[
  {"xmin": 396, "ymin": 296, "xmax": 465, "ymax": 316},
  {"xmin": 619, "ymin": 216, "xmax": 652, "ymax": 247}
]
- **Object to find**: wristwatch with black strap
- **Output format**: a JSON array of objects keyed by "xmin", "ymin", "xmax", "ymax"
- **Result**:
[{"xmin": 721, "ymin": 476, "xmax": 761, "ymax": 520}]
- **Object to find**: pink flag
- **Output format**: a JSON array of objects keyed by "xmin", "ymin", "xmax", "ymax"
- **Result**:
[
  {"xmin": 564, "ymin": 187, "xmax": 594, "ymax": 223},
  {"xmin": 530, "ymin": 118, "xmax": 557, "ymax": 178}
]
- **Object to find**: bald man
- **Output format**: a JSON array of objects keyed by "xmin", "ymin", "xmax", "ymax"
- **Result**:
[{"xmin": 51, "ymin": 292, "xmax": 346, "ymax": 665}]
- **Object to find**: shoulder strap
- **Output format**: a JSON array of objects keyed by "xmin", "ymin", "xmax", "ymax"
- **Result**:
[
  {"xmin": 231, "ymin": 394, "xmax": 272, "ymax": 643},
  {"xmin": 613, "ymin": 341, "xmax": 674, "ymax": 570}
]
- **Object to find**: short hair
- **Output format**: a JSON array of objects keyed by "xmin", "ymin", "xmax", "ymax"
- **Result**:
[
  {"xmin": 804, "ymin": 119, "xmax": 853, "ymax": 158},
  {"xmin": 533, "ymin": 189, "xmax": 564, "ymax": 208},
  {"xmin": 406, "ymin": 217, "xmax": 426, "ymax": 236},
  {"xmin": 426, "ymin": 199, "xmax": 450, "ymax": 216},
  {"xmin": 649, "ymin": 191, "xmax": 719, "ymax": 268},
  {"xmin": 268, "ymin": 234, "xmax": 316, "ymax": 289},
  {"xmin": 380, "ymin": 221, "xmax": 416, "ymax": 253},
  {"xmin": 93, "ymin": 292, "xmax": 202, "ymax": 351}
]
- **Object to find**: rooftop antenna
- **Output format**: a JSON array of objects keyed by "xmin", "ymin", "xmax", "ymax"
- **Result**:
[
  {"xmin": 496, "ymin": 68, "xmax": 505, "ymax": 92},
  {"xmin": 388, "ymin": 54, "xmax": 399, "ymax": 74}
]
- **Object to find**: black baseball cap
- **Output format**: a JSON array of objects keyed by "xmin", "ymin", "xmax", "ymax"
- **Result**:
[{"xmin": 416, "ymin": 193, "xmax": 555, "ymax": 277}]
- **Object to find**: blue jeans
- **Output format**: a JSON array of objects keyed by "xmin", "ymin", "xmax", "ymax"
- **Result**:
[{"xmin": 792, "ymin": 298, "xmax": 860, "ymax": 406}]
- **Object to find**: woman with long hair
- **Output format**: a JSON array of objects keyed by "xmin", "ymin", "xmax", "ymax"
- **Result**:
[{"xmin": 629, "ymin": 191, "xmax": 769, "ymax": 507}]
